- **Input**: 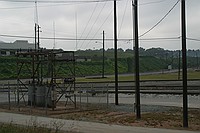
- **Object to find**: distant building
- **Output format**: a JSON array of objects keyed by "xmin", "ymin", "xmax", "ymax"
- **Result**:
[{"xmin": 0, "ymin": 40, "xmax": 36, "ymax": 56}]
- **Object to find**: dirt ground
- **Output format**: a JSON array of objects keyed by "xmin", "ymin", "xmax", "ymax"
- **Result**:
[{"xmin": 0, "ymin": 102, "xmax": 199, "ymax": 131}]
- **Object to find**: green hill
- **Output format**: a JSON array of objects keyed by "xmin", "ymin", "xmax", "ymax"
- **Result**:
[{"xmin": 0, "ymin": 51, "xmax": 198, "ymax": 79}]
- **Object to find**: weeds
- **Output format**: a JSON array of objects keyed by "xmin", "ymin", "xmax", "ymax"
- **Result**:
[
  {"xmin": 50, "ymin": 120, "xmax": 65, "ymax": 133},
  {"xmin": 0, "ymin": 118, "xmax": 66, "ymax": 133}
]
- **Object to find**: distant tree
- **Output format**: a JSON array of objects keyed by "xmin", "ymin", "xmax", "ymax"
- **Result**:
[
  {"xmin": 107, "ymin": 48, "xmax": 114, "ymax": 52},
  {"xmin": 117, "ymin": 48, "xmax": 124, "ymax": 52},
  {"xmin": 127, "ymin": 57, "xmax": 134, "ymax": 73},
  {"xmin": 145, "ymin": 47, "xmax": 166, "ymax": 57},
  {"xmin": 85, "ymin": 49, "xmax": 93, "ymax": 52},
  {"xmin": 125, "ymin": 49, "xmax": 133, "ymax": 53},
  {"xmin": 139, "ymin": 47, "xmax": 145, "ymax": 55}
]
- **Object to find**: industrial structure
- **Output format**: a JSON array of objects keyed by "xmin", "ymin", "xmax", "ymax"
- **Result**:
[{"xmin": 16, "ymin": 49, "xmax": 76, "ymax": 110}]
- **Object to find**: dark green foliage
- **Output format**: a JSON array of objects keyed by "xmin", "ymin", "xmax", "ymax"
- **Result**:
[{"xmin": 0, "ymin": 48, "xmax": 199, "ymax": 79}]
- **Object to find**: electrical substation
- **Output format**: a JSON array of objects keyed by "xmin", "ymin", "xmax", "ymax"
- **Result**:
[
  {"xmin": 16, "ymin": 49, "xmax": 76, "ymax": 111},
  {"xmin": 0, "ymin": 0, "xmax": 199, "ymax": 129}
]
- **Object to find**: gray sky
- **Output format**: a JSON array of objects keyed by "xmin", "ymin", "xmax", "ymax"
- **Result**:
[{"xmin": 0, "ymin": 0, "xmax": 199, "ymax": 51}]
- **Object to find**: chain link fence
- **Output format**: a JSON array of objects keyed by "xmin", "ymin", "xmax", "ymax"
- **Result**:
[{"xmin": 75, "ymin": 82, "xmax": 109, "ymax": 110}]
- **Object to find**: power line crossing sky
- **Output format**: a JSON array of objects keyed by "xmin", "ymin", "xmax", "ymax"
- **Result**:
[{"xmin": 0, "ymin": 0, "xmax": 199, "ymax": 50}]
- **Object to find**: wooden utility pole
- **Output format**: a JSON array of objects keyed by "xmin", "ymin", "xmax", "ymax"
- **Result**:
[
  {"xmin": 102, "ymin": 30, "xmax": 105, "ymax": 78},
  {"xmin": 133, "ymin": 0, "xmax": 141, "ymax": 119},
  {"xmin": 181, "ymin": 0, "xmax": 188, "ymax": 128},
  {"xmin": 37, "ymin": 25, "xmax": 41, "ymax": 49},
  {"xmin": 35, "ymin": 23, "xmax": 37, "ymax": 50},
  {"xmin": 114, "ymin": 0, "xmax": 118, "ymax": 105}
]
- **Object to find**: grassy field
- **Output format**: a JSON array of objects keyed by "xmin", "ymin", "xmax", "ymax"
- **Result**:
[
  {"xmin": 76, "ymin": 71, "xmax": 200, "ymax": 82},
  {"xmin": 0, "ymin": 121, "xmax": 69, "ymax": 133},
  {"xmin": 0, "ymin": 123, "xmax": 51, "ymax": 133}
]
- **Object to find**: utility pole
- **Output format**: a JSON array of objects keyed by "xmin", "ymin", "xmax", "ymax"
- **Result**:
[
  {"xmin": 181, "ymin": 0, "xmax": 188, "ymax": 128},
  {"xmin": 114, "ymin": 0, "xmax": 118, "ymax": 105},
  {"xmin": 133, "ymin": 0, "xmax": 141, "ymax": 119},
  {"xmin": 37, "ymin": 25, "xmax": 41, "ymax": 50},
  {"xmin": 102, "ymin": 30, "xmax": 105, "ymax": 78},
  {"xmin": 35, "ymin": 23, "xmax": 37, "ymax": 50}
]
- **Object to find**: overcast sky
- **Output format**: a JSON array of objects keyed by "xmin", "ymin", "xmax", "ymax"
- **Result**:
[{"xmin": 0, "ymin": 0, "xmax": 199, "ymax": 51}]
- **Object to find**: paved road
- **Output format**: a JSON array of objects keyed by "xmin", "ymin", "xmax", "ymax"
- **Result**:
[{"xmin": 0, "ymin": 112, "xmax": 199, "ymax": 133}]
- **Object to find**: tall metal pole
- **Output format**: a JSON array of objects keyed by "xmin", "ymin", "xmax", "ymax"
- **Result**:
[
  {"xmin": 114, "ymin": 0, "xmax": 118, "ymax": 105},
  {"xmin": 102, "ymin": 30, "xmax": 105, "ymax": 78},
  {"xmin": 181, "ymin": 0, "xmax": 188, "ymax": 128},
  {"xmin": 35, "ymin": 23, "xmax": 37, "ymax": 50},
  {"xmin": 37, "ymin": 25, "xmax": 40, "ymax": 50},
  {"xmin": 133, "ymin": 0, "xmax": 141, "ymax": 119}
]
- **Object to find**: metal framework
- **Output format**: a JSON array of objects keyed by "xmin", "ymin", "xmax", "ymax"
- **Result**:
[{"xmin": 16, "ymin": 49, "xmax": 76, "ymax": 110}]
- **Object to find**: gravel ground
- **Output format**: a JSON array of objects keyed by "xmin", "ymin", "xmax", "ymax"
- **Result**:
[{"xmin": 107, "ymin": 103, "xmax": 175, "ymax": 113}]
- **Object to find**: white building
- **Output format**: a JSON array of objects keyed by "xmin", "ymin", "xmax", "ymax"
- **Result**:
[{"xmin": 0, "ymin": 40, "xmax": 36, "ymax": 56}]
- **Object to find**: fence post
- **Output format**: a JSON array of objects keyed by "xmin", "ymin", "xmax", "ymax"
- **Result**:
[
  {"xmin": 107, "ymin": 83, "xmax": 109, "ymax": 108},
  {"xmin": 17, "ymin": 79, "xmax": 20, "ymax": 111},
  {"xmin": 79, "ymin": 85, "xmax": 82, "ymax": 110},
  {"xmin": 14, "ymin": 87, "xmax": 16, "ymax": 104},
  {"xmin": 45, "ymin": 86, "xmax": 48, "ymax": 116},
  {"xmin": 86, "ymin": 83, "xmax": 89, "ymax": 107}
]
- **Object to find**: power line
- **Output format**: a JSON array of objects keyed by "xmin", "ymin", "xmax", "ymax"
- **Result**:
[
  {"xmin": 139, "ymin": 0, "xmax": 167, "ymax": 6},
  {"xmin": 0, "ymin": 0, "xmax": 165, "ymax": 10},
  {"xmin": 83, "ymin": 8, "xmax": 113, "ymax": 49},
  {"xmin": 0, "ymin": 3, "xmax": 88, "ymax": 10},
  {"xmin": 77, "ymin": 2, "xmax": 99, "ymax": 46},
  {"xmin": 141, "ymin": 36, "xmax": 180, "ymax": 41},
  {"xmin": 118, "ymin": 0, "xmax": 129, "ymax": 37},
  {"xmin": 79, "ymin": 1, "xmax": 107, "ymax": 49},
  {"xmin": 0, "ymin": 0, "xmax": 117, "ymax": 3},
  {"xmin": 139, "ymin": 0, "xmax": 180, "ymax": 38},
  {"xmin": 0, "ymin": 34, "xmax": 182, "ymax": 41},
  {"xmin": 186, "ymin": 37, "xmax": 200, "ymax": 42}
]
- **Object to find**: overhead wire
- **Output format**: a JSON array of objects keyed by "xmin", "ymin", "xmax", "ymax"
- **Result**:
[
  {"xmin": 0, "ymin": 0, "xmax": 119, "ymax": 11},
  {"xmin": 139, "ymin": 0, "xmax": 180, "ymax": 38},
  {"xmin": 118, "ymin": 0, "xmax": 129, "ymax": 48},
  {"xmin": 118, "ymin": 0, "xmax": 129, "ymax": 37},
  {"xmin": 0, "ymin": 34, "xmax": 183, "ymax": 41},
  {"xmin": 83, "ymin": 7, "xmax": 113, "ymax": 49},
  {"xmin": 77, "ymin": 2, "xmax": 99, "ymax": 47},
  {"xmin": 0, "ymin": 0, "xmax": 118, "ymax": 3},
  {"xmin": 0, "ymin": 0, "xmax": 167, "ymax": 10},
  {"xmin": 1, "ymin": 0, "xmax": 199, "ymax": 50},
  {"xmin": 0, "ymin": 3, "xmax": 94, "ymax": 10},
  {"xmin": 79, "ymin": 1, "xmax": 107, "ymax": 49},
  {"xmin": 139, "ymin": 0, "xmax": 167, "ymax": 6},
  {"xmin": 186, "ymin": 37, "xmax": 200, "ymax": 42}
]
